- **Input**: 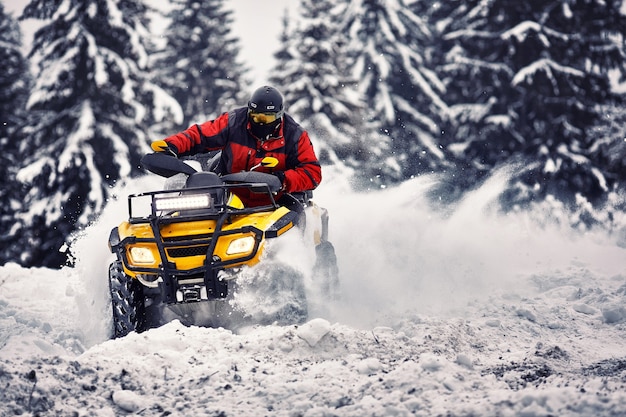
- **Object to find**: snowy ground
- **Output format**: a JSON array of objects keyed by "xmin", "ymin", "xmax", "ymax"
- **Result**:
[{"xmin": 1, "ymin": 169, "xmax": 626, "ymax": 416}]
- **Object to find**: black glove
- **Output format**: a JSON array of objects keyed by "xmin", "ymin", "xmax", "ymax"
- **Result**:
[
  {"xmin": 274, "ymin": 171, "xmax": 286, "ymax": 191},
  {"xmin": 151, "ymin": 140, "xmax": 177, "ymax": 157}
]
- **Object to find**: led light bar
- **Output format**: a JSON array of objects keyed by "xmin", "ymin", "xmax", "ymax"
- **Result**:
[{"xmin": 154, "ymin": 194, "xmax": 212, "ymax": 211}]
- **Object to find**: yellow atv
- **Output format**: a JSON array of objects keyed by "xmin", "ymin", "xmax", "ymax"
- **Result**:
[{"xmin": 108, "ymin": 153, "xmax": 338, "ymax": 338}]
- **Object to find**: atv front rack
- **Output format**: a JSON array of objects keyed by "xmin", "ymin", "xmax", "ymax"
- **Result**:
[
  {"xmin": 126, "ymin": 182, "xmax": 280, "ymax": 223},
  {"xmin": 109, "ymin": 182, "xmax": 298, "ymax": 304}
]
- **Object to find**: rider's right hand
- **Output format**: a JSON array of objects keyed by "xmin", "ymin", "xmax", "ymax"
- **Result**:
[{"xmin": 151, "ymin": 140, "xmax": 177, "ymax": 157}]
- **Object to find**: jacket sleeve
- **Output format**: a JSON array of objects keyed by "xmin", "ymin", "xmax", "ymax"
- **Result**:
[
  {"xmin": 283, "ymin": 130, "xmax": 322, "ymax": 193},
  {"xmin": 163, "ymin": 112, "xmax": 230, "ymax": 156}
]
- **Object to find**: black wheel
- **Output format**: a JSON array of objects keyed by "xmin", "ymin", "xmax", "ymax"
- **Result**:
[
  {"xmin": 266, "ymin": 263, "xmax": 308, "ymax": 325},
  {"xmin": 230, "ymin": 262, "xmax": 308, "ymax": 326},
  {"xmin": 109, "ymin": 261, "xmax": 147, "ymax": 338},
  {"xmin": 312, "ymin": 241, "xmax": 339, "ymax": 297}
]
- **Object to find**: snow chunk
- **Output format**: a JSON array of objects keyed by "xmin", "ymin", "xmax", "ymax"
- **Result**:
[
  {"xmin": 455, "ymin": 354, "xmax": 474, "ymax": 369},
  {"xmin": 420, "ymin": 353, "xmax": 444, "ymax": 372},
  {"xmin": 485, "ymin": 319, "xmax": 501, "ymax": 327},
  {"xmin": 572, "ymin": 303, "xmax": 597, "ymax": 315},
  {"xmin": 516, "ymin": 308, "xmax": 537, "ymax": 322},
  {"xmin": 2, "ymin": 333, "xmax": 68, "ymax": 358},
  {"xmin": 297, "ymin": 318, "xmax": 331, "ymax": 347},
  {"xmin": 356, "ymin": 357, "xmax": 383, "ymax": 375},
  {"xmin": 112, "ymin": 390, "xmax": 145, "ymax": 412},
  {"xmin": 602, "ymin": 306, "xmax": 625, "ymax": 324}
]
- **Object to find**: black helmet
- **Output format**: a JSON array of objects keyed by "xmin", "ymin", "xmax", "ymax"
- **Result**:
[
  {"xmin": 248, "ymin": 86, "xmax": 284, "ymax": 116},
  {"xmin": 247, "ymin": 86, "xmax": 284, "ymax": 140}
]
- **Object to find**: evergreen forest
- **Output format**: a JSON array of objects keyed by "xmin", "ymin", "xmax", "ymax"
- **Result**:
[{"xmin": 1, "ymin": 0, "xmax": 625, "ymax": 268}]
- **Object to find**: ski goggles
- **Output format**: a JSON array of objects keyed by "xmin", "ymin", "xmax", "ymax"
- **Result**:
[{"xmin": 249, "ymin": 111, "xmax": 280, "ymax": 125}]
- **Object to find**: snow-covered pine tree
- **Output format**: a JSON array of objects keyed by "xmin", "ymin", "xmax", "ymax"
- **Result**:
[
  {"xmin": 270, "ymin": 10, "xmax": 297, "ymax": 90},
  {"xmin": 579, "ymin": 99, "xmax": 626, "ymax": 228},
  {"xmin": 0, "ymin": 4, "xmax": 29, "ymax": 141},
  {"xmin": 341, "ymin": 0, "xmax": 450, "ymax": 185},
  {"xmin": 0, "ymin": 4, "xmax": 30, "ymax": 266},
  {"xmin": 151, "ymin": 0, "xmax": 247, "ymax": 132},
  {"xmin": 592, "ymin": 103, "xmax": 626, "ymax": 188},
  {"xmin": 14, "ymin": 0, "xmax": 171, "ymax": 268},
  {"xmin": 435, "ymin": 0, "xmax": 626, "ymax": 212},
  {"xmin": 269, "ymin": 0, "xmax": 367, "ymax": 175}
]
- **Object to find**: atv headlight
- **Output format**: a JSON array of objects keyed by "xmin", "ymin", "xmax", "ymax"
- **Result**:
[
  {"xmin": 226, "ymin": 236, "xmax": 256, "ymax": 255},
  {"xmin": 129, "ymin": 246, "xmax": 156, "ymax": 264},
  {"xmin": 154, "ymin": 194, "xmax": 212, "ymax": 211}
]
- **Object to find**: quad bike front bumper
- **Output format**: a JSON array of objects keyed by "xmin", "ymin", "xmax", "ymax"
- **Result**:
[{"xmin": 109, "ymin": 202, "xmax": 298, "ymax": 305}]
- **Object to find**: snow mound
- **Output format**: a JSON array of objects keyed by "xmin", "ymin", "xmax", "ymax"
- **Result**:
[{"xmin": 1, "ymin": 172, "xmax": 626, "ymax": 415}]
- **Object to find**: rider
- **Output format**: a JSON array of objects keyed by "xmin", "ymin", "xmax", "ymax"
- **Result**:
[{"xmin": 151, "ymin": 86, "xmax": 322, "ymax": 208}]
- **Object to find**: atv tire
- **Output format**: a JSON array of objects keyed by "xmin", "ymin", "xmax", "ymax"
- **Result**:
[
  {"xmin": 265, "ymin": 263, "xmax": 308, "ymax": 325},
  {"xmin": 312, "ymin": 241, "xmax": 339, "ymax": 297},
  {"xmin": 109, "ymin": 261, "xmax": 147, "ymax": 338},
  {"xmin": 230, "ymin": 262, "xmax": 308, "ymax": 326}
]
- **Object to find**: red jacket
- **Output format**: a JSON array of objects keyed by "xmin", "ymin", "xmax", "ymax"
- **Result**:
[{"xmin": 164, "ymin": 107, "xmax": 321, "ymax": 193}]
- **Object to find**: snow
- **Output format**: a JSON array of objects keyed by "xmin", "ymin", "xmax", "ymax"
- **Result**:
[
  {"xmin": 2, "ymin": 169, "xmax": 626, "ymax": 416},
  {"xmin": 512, "ymin": 58, "xmax": 585, "ymax": 89},
  {"xmin": 3, "ymin": 0, "xmax": 626, "ymax": 414}
]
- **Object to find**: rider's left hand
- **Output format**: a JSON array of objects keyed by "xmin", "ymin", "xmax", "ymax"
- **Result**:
[{"xmin": 274, "ymin": 171, "xmax": 286, "ymax": 191}]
